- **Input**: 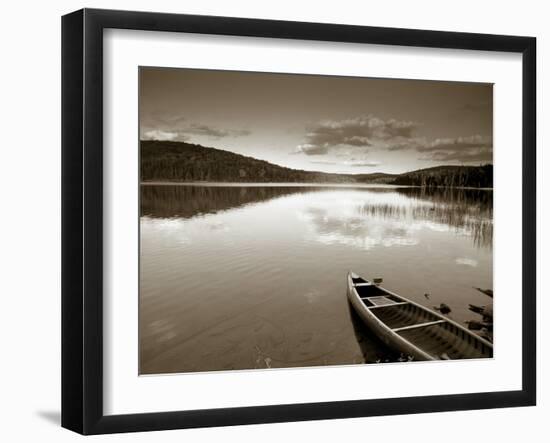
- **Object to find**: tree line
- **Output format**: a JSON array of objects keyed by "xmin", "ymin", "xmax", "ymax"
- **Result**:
[
  {"xmin": 141, "ymin": 140, "xmax": 493, "ymax": 188},
  {"xmin": 392, "ymin": 164, "xmax": 493, "ymax": 188}
]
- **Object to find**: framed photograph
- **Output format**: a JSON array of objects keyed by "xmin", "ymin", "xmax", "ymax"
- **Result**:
[{"xmin": 62, "ymin": 8, "xmax": 536, "ymax": 434}]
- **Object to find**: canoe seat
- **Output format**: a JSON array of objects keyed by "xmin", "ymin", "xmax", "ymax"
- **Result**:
[
  {"xmin": 364, "ymin": 296, "xmax": 398, "ymax": 307},
  {"xmin": 368, "ymin": 301, "xmax": 408, "ymax": 309},
  {"xmin": 392, "ymin": 319, "xmax": 446, "ymax": 333}
]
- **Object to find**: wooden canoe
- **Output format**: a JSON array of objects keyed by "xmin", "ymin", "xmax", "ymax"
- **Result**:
[{"xmin": 347, "ymin": 271, "xmax": 493, "ymax": 361}]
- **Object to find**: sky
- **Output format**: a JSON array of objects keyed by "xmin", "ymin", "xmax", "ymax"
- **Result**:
[{"xmin": 139, "ymin": 67, "xmax": 492, "ymax": 175}]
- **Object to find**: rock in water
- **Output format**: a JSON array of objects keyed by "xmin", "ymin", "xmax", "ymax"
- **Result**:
[
  {"xmin": 474, "ymin": 287, "xmax": 494, "ymax": 298},
  {"xmin": 465, "ymin": 320, "xmax": 485, "ymax": 330},
  {"xmin": 434, "ymin": 303, "xmax": 452, "ymax": 315},
  {"xmin": 469, "ymin": 303, "xmax": 493, "ymax": 321}
]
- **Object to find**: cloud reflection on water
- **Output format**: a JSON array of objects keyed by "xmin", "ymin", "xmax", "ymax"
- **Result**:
[
  {"xmin": 298, "ymin": 206, "xmax": 420, "ymax": 251},
  {"xmin": 296, "ymin": 187, "xmax": 492, "ymax": 251},
  {"xmin": 456, "ymin": 257, "xmax": 479, "ymax": 267},
  {"xmin": 141, "ymin": 184, "xmax": 492, "ymax": 249}
]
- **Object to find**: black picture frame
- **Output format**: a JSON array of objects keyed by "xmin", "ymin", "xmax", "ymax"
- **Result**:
[{"xmin": 61, "ymin": 8, "xmax": 536, "ymax": 435}]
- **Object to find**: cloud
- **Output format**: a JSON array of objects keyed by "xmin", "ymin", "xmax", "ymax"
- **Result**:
[
  {"xmin": 142, "ymin": 130, "xmax": 184, "ymax": 141},
  {"xmin": 297, "ymin": 144, "xmax": 330, "ymax": 155},
  {"xmin": 417, "ymin": 135, "xmax": 492, "ymax": 152},
  {"xmin": 185, "ymin": 124, "xmax": 251, "ymax": 138},
  {"xmin": 309, "ymin": 159, "xmax": 381, "ymax": 168},
  {"xmin": 417, "ymin": 135, "xmax": 493, "ymax": 163},
  {"xmin": 382, "ymin": 133, "xmax": 492, "ymax": 163},
  {"xmin": 143, "ymin": 112, "xmax": 187, "ymax": 128},
  {"xmin": 309, "ymin": 160, "xmax": 337, "ymax": 165},
  {"xmin": 140, "ymin": 114, "xmax": 250, "ymax": 142},
  {"xmin": 295, "ymin": 115, "xmax": 493, "ymax": 164},
  {"xmin": 386, "ymin": 137, "xmax": 426, "ymax": 151},
  {"xmin": 295, "ymin": 115, "xmax": 418, "ymax": 156},
  {"xmin": 348, "ymin": 160, "xmax": 381, "ymax": 167},
  {"xmin": 419, "ymin": 147, "xmax": 493, "ymax": 162}
]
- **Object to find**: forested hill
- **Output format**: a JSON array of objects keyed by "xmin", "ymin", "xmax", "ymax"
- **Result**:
[
  {"xmin": 140, "ymin": 140, "xmax": 395, "ymax": 183},
  {"xmin": 392, "ymin": 164, "xmax": 493, "ymax": 188},
  {"xmin": 141, "ymin": 140, "xmax": 492, "ymax": 188}
]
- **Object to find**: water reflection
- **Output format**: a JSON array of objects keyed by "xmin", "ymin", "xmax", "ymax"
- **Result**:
[
  {"xmin": 141, "ymin": 184, "xmax": 320, "ymax": 219},
  {"xmin": 299, "ymin": 205, "xmax": 420, "ymax": 251},
  {"xmin": 141, "ymin": 185, "xmax": 492, "ymax": 250},
  {"xmin": 396, "ymin": 187, "xmax": 492, "ymax": 249},
  {"xmin": 140, "ymin": 184, "xmax": 493, "ymax": 373},
  {"xmin": 299, "ymin": 188, "xmax": 492, "ymax": 250}
]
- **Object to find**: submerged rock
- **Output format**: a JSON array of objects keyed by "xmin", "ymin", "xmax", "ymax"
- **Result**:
[
  {"xmin": 469, "ymin": 303, "xmax": 493, "ymax": 322},
  {"xmin": 434, "ymin": 303, "xmax": 452, "ymax": 315}
]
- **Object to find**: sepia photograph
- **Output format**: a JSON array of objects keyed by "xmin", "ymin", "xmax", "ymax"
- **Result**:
[{"xmin": 139, "ymin": 67, "xmax": 494, "ymax": 375}]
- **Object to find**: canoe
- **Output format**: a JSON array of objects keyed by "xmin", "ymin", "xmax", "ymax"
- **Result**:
[{"xmin": 347, "ymin": 271, "xmax": 493, "ymax": 361}]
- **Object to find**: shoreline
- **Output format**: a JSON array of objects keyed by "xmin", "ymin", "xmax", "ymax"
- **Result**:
[{"xmin": 140, "ymin": 181, "xmax": 493, "ymax": 191}]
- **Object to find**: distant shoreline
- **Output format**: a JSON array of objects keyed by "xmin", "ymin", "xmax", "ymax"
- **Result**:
[{"xmin": 140, "ymin": 181, "xmax": 493, "ymax": 190}]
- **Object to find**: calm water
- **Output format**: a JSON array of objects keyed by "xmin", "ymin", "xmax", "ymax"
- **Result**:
[{"xmin": 140, "ymin": 184, "xmax": 493, "ymax": 374}]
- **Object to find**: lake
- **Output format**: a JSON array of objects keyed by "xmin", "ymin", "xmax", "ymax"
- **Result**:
[{"xmin": 139, "ymin": 184, "xmax": 493, "ymax": 374}]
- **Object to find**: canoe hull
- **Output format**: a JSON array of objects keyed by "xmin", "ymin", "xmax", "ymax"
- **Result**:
[
  {"xmin": 347, "ymin": 272, "xmax": 493, "ymax": 361},
  {"xmin": 347, "ymin": 274, "xmax": 433, "ymax": 361}
]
